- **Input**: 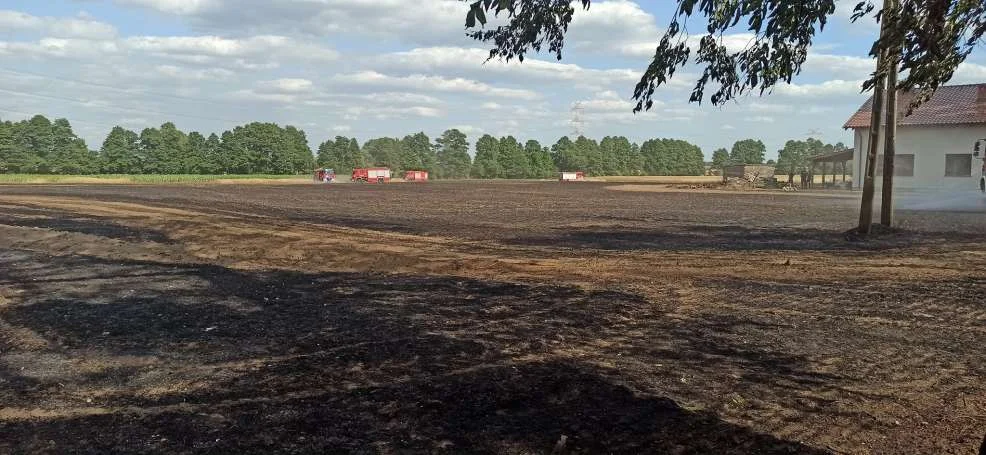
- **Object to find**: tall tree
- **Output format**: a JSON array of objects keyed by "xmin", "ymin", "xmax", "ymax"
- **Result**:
[
  {"xmin": 0, "ymin": 120, "xmax": 13, "ymax": 173},
  {"xmin": 48, "ymin": 119, "xmax": 94, "ymax": 174},
  {"xmin": 363, "ymin": 137, "xmax": 403, "ymax": 173},
  {"xmin": 525, "ymin": 139, "xmax": 554, "ymax": 179},
  {"xmin": 711, "ymin": 148, "xmax": 730, "ymax": 172},
  {"xmin": 599, "ymin": 136, "xmax": 636, "ymax": 176},
  {"xmin": 472, "ymin": 134, "xmax": 501, "ymax": 179},
  {"xmin": 435, "ymin": 129, "xmax": 472, "ymax": 179},
  {"xmin": 497, "ymin": 135, "xmax": 529, "ymax": 178},
  {"xmin": 186, "ymin": 132, "xmax": 208, "ymax": 173},
  {"xmin": 11, "ymin": 115, "xmax": 54, "ymax": 173},
  {"xmin": 204, "ymin": 133, "xmax": 221, "ymax": 174},
  {"xmin": 729, "ymin": 139, "xmax": 766, "ymax": 165},
  {"xmin": 345, "ymin": 138, "xmax": 367, "ymax": 171},
  {"xmin": 317, "ymin": 136, "xmax": 346, "ymax": 170},
  {"xmin": 400, "ymin": 132, "xmax": 433, "ymax": 172},
  {"xmin": 99, "ymin": 126, "xmax": 141, "ymax": 174}
]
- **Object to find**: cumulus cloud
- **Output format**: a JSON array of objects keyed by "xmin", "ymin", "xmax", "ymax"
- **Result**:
[
  {"xmin": 113, "ymin": 0, "xmax": 470, "ymax": 46},
  {"xmin": 0, "ymin": 10, "xmax": 118, "ymax": 39},
  {"xmin": 334, "ymin": 71, "xmax": 540, "ymax": 100},
  {"xmin": 114, "ymin": 0, "xmax": 220, "ymax": 15}
]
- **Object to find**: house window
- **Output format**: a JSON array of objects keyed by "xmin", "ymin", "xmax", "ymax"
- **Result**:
[
  {"xmin": 875, "ymin": 154, "xmax": 915, "ymax": 177},
  {"xmin": 945, "ymin": 154, "xmax": 972, "ymax": 177}
]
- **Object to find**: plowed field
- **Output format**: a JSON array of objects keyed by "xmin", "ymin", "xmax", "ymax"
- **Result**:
[{"xmin": 0, "ymin": 182, "xmax": 984, "ymax": 454}]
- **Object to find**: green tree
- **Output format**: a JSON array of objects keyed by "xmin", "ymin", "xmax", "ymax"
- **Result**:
[
  {"xmin": 0, "ymin": 120, "xmax": 12, "ymax": 173},
  {"xmin": 525, "ymin": 139, "xmax": 554, "ymax": 179},
  {"xmin": 711, "ymin": 148, "xmax": 730, "ymax": 171},
  {"xmin": 345, "ymin": 138, "xmax": 367, "ymax": 171},
  {"xmin": 600, "ymin": 136, "xmax": 635, "ymax": 176},
  {"xmin": 363, "ymin": 137, "xmax": 403, "ymax": 173},
  {"xmin": 317, "ymin": 136, "xmax": 346, "ymax": 170},
  {"xmin": 472, "ymin": 134, "xmax": 500, "ymax": 179},
  {"xmin": 10, "ymin": 115, "xmax": 54, "ymax": 173},
  {"xmin": 435, "ymin": 129, "xmax": 472, "ymax": 179},
  {"xmin": 204, "ymin": 133, "xmax": 221, "ymax": 174},
  {"xmin": 729, "ymin": 139, "xmax": 766, "ymax": 165},
  {"xmin": 99, "ymin": 126, "xmax": 141, "ymax": 174},
  {"xmin": 552, "ymin": 136, "xmax": 586, "ymax": 172},
  {"xmin": 48, "ymin": 119, "xmax": 94, "ymax": 174},
  {"xmin": 186, "ymin": 132, "xmax": 209, "ymax": 173},
  {"xmin": 497, "ymin": 135, "xmax": 529, "ymax": 178},
  {"xmin": 400, "ymin": 132, "xmax": 433, "ymax": 173}
]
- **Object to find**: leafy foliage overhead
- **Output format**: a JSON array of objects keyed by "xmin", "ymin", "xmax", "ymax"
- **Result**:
[{"xmin": 464, "ymin": 0, "xmax": 986, "ymax": 113}]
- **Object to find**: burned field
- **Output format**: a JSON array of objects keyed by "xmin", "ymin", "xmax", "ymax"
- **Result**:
[{"xmin": 0, "ymin": 182, "xmax": 984, "ymax": 454}]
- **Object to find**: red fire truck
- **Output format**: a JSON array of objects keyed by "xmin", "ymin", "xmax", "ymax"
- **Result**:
[
  {"xmin": 404, "ymin": 170, "xmax": 429, "ymax": 182},
  {"xmin": 352, "ymin": 168, "xmax": 391, "ymax": 183}
]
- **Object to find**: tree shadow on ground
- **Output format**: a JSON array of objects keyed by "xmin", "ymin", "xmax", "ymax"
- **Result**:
[
  {"xmin": 0, "ymin": 250, "xmax": 834, "ymax": 454},
  {"xmin": 0, "ymin": 204, "xmax": 171, "ymax": 243},
  {"xmin": 504, "ymin": 225, "xmax": 981, "ymax": 252}
]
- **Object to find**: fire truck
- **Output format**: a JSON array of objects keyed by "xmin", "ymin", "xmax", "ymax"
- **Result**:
[
  {"xmin": 404, "ymin": 170, "xmax": 429, "ymax": 182},
  {"xmin": 975, "ymin": 140, "xmax": 986, "ymax": 193},
  {"xmin": 352, "ymin": 168, "xmax": 391, "ymax": 183}
]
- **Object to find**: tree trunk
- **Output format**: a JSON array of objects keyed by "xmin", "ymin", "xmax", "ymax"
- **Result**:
[
  {"xmin": 858, "ymin": 27, "xmax": 891, "ymax": 234},
  {"xmin": 880, "ymin": 2, "xmax": 900, "ymax": 227}
]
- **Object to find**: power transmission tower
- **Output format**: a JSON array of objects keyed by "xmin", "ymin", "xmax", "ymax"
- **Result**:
[{"xmin": 570, "ymin": 102, "xmax": 586, "ymax": 137}]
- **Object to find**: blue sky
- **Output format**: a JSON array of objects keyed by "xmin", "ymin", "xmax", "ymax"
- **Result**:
[{"xmin": 1, "ymin": 0, "xmax": 983, "ymax": 159}]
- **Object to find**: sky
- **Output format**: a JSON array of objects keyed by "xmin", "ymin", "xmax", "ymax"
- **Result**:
[{"xmin": 1, "ymin": 0, "xmax": 984, "ymax": 160}]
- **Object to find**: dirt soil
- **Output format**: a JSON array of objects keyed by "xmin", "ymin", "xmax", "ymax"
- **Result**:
[{"xmin": 0, "ymin": 182, "xmax": 984, "ymax": 454}]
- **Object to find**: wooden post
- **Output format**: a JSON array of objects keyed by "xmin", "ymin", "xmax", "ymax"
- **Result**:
[
  {"xmin": 842, "ymin": 161, "xmax": 847, "ymax": 183},
  {"xmin": 880, "ymin": 3, "xmax": 900, "ymax": 227}
]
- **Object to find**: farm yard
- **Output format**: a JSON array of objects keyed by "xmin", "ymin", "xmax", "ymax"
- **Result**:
[{"xmin": 0, "ymin": 182, "xmax": 984, "ymax": 454}]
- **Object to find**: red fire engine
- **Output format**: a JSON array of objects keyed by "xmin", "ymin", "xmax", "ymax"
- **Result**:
[
  {"xmin": 404, "ymin": 170, "xmax": 429, "ymax": 182},
  {"xmin": 352, "ymin": 168, "xmax": 391, "ymax": 183}
]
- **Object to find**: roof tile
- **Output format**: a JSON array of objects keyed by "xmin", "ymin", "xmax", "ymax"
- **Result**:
[{"xmin": 843, "ymin": 84, "xmax": 986, "ymax": 129}]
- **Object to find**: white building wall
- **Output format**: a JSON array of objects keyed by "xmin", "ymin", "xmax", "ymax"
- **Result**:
[{"xmin": 852, "ymin": 124, "xmax": 986, "ymax": 190}]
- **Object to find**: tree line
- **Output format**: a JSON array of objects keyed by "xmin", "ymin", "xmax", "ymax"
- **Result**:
[
  {"xmin": 0, "ymin": 114, "xmax": 717, "ymax": 178},
  {"xmin": 318, "ymin": 130, "xmax": 710, "ymax": 179},
  {"xmin": 708, "ymin": 138, "xmax": 848, "ymax": 176},
  {"xmin": 0, "ymin": 113, "xmax": 846, "ymax": 179},
  {"xmin": 0, "ymin": 115, "xmax": 315, "ymax": 175}
]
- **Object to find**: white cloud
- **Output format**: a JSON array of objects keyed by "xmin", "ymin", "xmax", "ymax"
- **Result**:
[
  {"xmin": 748, "ymin": 116, "xmax": 776, "ymax": 124},
  {"xmin": 124, "ymin": 35, "xmax": 337, "ymax": 62},
  {"xmin": 154, "ymin": 65, "xmax": 235, "ymax": 81},
  {"xmin": 258, "ymin": 78, "xmax": 314, "ymax": 93},
  {"xmin": 115, "ymin": 0, "xmax": 220, "ymax": 15},
  {"xmin": 113, "ymin": 0, "xmax": 470, "ymax": 46},
  {"xmin": 774, "ymin": 79, "xmax": 864, "ymax": 98},
  {"xmin": 379, "ymin": 46, "xmax": 641, "ymax": 85},
  {"xmin": 335, "ymin": 71, "xmax": 540, "ymax": 100},
  {"xmin": 568, "ymin": 0, "xmax": 661, "ymax": 57},
  {"xmin": 0, "ymin": 10, "xmax": 117, "ymax": 39}
]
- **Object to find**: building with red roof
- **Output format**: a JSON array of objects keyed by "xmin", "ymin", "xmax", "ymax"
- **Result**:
[{"xmin": 843, "ymin": 84, "xmax": 986, "ymax": 190}]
